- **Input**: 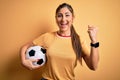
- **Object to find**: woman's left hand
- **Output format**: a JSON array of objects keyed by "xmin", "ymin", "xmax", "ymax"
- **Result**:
[{"xmin": 87, "ymin": 25, "xmax": 98, "ymax": 43}]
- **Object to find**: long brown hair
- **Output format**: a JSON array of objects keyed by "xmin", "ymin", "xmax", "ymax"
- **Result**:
[{"xmin": 56, "ymin": 3, "xmax": 82, "ymax": 59}]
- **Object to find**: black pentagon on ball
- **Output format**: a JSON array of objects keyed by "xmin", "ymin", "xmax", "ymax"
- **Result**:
[
  {"xmin": 37, "ymin": 59, "xmax": 43, "ymax": 65},
  {"xmin": 41, "ymin": 48, "xmax": 46, "ymax": 54},
  {"xmin": 29, "ymin": 49, "xmax": 35, "ymax": 56}
]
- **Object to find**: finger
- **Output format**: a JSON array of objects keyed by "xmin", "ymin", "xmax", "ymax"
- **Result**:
[
  {"xmin": 87, "ymin": 30, "xmax": 92, "ymax": 34},
  {"xmin": 88, "ymin": 25, "xmax": 94, "ymax": 28},
  {"xmin": 88, "ymin": 27, "xmax": 94, "ymax": 31},
  {"xmin": 33, "ymin": 65, "xmax": 41, "ymax": 69},
  {"xmin": 88, "ymin": 27, "xmax": 98, "ymax": 32},
  {"xmin": 31, "ymin": 64, "xmax": 41, "ymax": 69},
  {"xmin": 88, "ymin": 25, "xmax": 97, "ymax": 28},
  {"xmin": 88, "ymin": 26, "xmax": 95, "ymax": 30},
  {"xmin": 29, "ymin": 59, "xmax": 38, "ymax": 62},
  {"xmin": 88, "ymin": 26, "xmax": 94, "ymax": 31}
]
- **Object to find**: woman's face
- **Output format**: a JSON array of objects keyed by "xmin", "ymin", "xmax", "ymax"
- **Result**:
[{"xmin": 56, "ymin": 7, "xmax": 74, "ymax": 32}]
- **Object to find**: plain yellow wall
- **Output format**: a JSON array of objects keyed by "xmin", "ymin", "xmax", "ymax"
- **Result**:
[{"xmin": 0, "ymin": 0, "xmax": 120, "ymax": 80}]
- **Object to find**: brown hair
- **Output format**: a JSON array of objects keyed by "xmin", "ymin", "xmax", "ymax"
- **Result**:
[{"xmin": 56, "ymin": 3, "xmax": 82, "ymax": 59}]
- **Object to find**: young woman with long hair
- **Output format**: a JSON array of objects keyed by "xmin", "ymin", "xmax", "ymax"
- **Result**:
[{"xmin": 20, "ymin": 3, "xmax": 99, "ymax": 80}]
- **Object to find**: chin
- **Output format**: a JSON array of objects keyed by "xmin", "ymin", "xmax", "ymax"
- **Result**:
[{"xmin": 59, "ymin": 28, "xmax": 68, "ymax": 32}]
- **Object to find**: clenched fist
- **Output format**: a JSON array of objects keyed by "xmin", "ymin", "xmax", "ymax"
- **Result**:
[{"xmin": 87, "ymin": 25, "xmax": 98, "ymax": 43}]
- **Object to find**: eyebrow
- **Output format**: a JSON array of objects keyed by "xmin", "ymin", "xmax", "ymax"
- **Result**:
[
  {"xmin": 57, "ymin": 12, "xmax": 71, "ymax": 15},
  {"xmin": 65, "ymin": 12, "xmax": 71, "ymax": 14}
]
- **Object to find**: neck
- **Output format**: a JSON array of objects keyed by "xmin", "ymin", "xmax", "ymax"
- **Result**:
[{"xmin": 57, "ymin": 30, "xmax": 71, "ymax": 37}]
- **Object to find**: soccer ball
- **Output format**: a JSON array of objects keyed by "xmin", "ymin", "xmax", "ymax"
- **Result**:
[{"xmin": 26, "ymin": 46, "xmax": 46, "ymax": 66}]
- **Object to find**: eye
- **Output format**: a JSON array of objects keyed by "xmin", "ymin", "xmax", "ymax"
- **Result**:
[
  {"xmin": 65, "ymin": 12, "xmax": 71, "ymax": 17},
  {"xmin": 57, "ymin": 13, "xmax": 63, "ymax": 18},
  {"xmin": 57, "ymin": 15, "xmax": 62, "ymax": 17},
  {"xmin": 66, "ymin": 14, "xmax": 70, "ymax": 17}
]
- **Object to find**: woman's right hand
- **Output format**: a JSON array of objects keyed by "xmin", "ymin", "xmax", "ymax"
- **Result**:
[
  {"xmin": 22, "ymin": 59, "xmax": 39, "ymax": 70},
  {"xmin": 20, "ymin": 42, "xmax": 40, "ymax": 70}
]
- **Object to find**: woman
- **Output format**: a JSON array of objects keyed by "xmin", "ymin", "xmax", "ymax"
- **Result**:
[{"xmin": 20, "ymin": 3, "xmax": 99, "ymax": 80}]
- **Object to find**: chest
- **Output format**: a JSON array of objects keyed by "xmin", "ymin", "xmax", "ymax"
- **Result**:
[{"xmin": 47, "ymin": 38, "xmax": 76, "ymax": 60}]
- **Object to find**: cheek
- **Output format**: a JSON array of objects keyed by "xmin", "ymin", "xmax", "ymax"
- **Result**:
[
  {"xmin": 56, "ymin": 18, "xmax": 61, "ymax": 24},
  {"xmin": 68, "ymin": 16, "xmax": 74, "ymax": 22},
  {"xmin": 68, "ymin": 18, "xmax": 73, "ymax": 24}
]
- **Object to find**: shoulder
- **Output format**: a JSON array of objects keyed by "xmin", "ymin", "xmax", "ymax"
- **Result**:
[
  {"xmin": 79, "ymin": 35, "xmax": 89, "ymax": 48},
  {"xmin": 36, "ymin": 31, "xmax": 56, "ymax": 39},
  {"xmin": 40, "ymin": 31, "xmax": 56, "ymax": 39},
  {"xmin": 37, "ymin": 31, "xmax": 57, "ymax": 42},
  {"xmin": 32, "ymin": 31, "xmax": 56, "ymax": 46},
  {"xmin": 79, "ymin": 35, "xmax": 90, "ymax": 55},
  {"xmin": 41, "ymin": 31, "xmax": 56, "ymax": 36},
  {"xmin": 79, "ymin": 35, "xmax": 85, "ymax": 44}
]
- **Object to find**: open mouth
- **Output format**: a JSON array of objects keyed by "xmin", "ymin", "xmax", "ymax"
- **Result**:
[{"xmin": 60, "ymin": 23, "xmax": 68, "ymax": 27}]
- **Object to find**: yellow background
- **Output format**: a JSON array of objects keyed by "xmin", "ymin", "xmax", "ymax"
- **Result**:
[{"xmin": 0, "ymin": 0, "xmax": 120, "ymax": 80}]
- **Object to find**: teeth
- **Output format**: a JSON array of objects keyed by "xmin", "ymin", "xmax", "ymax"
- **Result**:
[{"xmin": 61, "ymin": 23, "xmax": 67, "ymax": 25}]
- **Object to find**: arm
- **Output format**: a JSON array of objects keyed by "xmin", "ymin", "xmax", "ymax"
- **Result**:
[
  {"xmin": 20, "ymin": 42, "xmax": 40, "ymax": 70},
  {"xmin": 83, "ymin": 25, "xmax": 99, "ymax": 70}
]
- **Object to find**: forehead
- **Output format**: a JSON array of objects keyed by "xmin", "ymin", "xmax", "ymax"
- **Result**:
[{"xmin": 57, "ymin": 7, "xmax": 72, "ymax": 14}]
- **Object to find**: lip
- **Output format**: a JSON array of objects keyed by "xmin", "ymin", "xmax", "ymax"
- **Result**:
[
  {"xmin": 60, "ymin": 24, "xmax": 67, "ymax": 28},
  {"xmin": 61, "ymin": 23, "xmax": 67, "ymax": 25},
  {"xmin": 60, "ymin": 23, "xmax": 68, "ymax": 27}
]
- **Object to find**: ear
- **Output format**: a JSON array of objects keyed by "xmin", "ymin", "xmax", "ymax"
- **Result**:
[
  {"xmin": 71, "ymin": 15, "xmax": 75, "ymax": 23},
  {"xmin": 41, "ymin": 48, "xmax": 46, "ymax": 54},
  {"xmin": 72, "ymin": 15, "xmax": 75, "ymax": 20}
]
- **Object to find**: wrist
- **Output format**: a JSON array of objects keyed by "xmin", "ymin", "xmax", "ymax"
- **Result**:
[
  {"xmin": 91, "ymin": 40, "xmax": 98, "ymax": 44},
  {"xmin": 90, "ymin": 42, "xmax": 99, "ymax": 48}
]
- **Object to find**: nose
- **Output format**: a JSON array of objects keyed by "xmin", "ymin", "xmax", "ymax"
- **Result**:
[{"xmin": 61, "ymin": 16, "xmax": 66, "ymax": 22}]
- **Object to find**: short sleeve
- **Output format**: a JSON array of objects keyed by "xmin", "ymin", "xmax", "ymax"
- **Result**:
[
  {"xmin": 80, "ymin": 37, "xmax": 90, "ymax": 57},
  {"xmin": 33, "ymin": 33, "xmax": 46, "ymax": 47},
  {"xmin": 32, "ymin": 32, "xmax": 56, "ymax": 49}
]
